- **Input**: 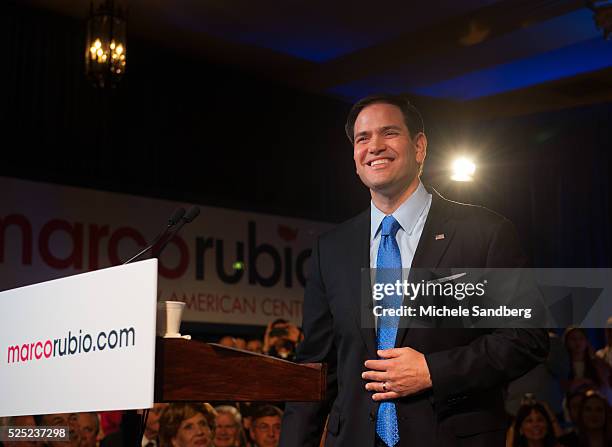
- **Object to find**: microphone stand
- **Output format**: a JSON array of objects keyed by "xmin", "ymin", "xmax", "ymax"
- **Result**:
[{"xmin": 121, "ymin": 206, "xmax": 200, "ymax": 447}]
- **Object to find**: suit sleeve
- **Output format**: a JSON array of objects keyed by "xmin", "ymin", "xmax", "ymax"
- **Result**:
[
  {"xmin": 280, "ymin": 236, "xmax": 338, "ymax": 447},
  {"xmin": 424, "ymin": 219, "xmax": 550, "ymax": 406}
]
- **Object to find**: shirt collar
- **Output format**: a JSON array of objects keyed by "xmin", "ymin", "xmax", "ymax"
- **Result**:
[{"xmin": 370, "ymin": 181, "xmax": 430, "ymax": 240}]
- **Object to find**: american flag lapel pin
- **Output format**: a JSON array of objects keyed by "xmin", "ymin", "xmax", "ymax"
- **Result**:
[{"xmin": 435, "ymin": 233, "xmax": 445, "ymax": 240}]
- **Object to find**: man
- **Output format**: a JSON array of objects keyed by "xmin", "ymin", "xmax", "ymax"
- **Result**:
[
  {"xmin": 34, "ymin": 413, "xmax": 80, "ymax": 447},
  {"xmin": 249, "ymin": 405, "xmax": 282, "ymax": 447},
  {"xmin": 263, "ymin": 319, "xmax": 303, "ymax": 360},
  {"xmin": 140, "ymin": 403, "xmax": 167, "ymax": 447},
  {"xmin": 279, "ymin": 94, "xmax": 549, "ymax": 446},
  {"xmin": 213, "ymin": 405, "xmax": 243, "ymax": 447},
  {"xmin": 76, "ymin": 412, "xmax": 99, "ymax": 447},
  {"xmin": 4, "ymin": 415, "xmax": 39, "ymax": 447}
]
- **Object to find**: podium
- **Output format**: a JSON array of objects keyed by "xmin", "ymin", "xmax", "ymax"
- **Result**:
[
  {"xmin": 0, "ymin": 259, "xmax": 326, "ymax": 424},
  {"xmin": 155, "ymin": 338, "xmax": 326, "ymax": 402},
  {"xmin": 109, "ymin": 338, "xmax": 327, "ymax": 447}
]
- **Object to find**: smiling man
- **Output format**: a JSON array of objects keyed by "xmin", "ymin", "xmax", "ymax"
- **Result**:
[{"xmin": 279, "ymin": 94, "xmax": 549, "ymax": 447}]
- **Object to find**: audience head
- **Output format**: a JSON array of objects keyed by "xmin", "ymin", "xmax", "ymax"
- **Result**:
[
  {"xmin": 265, "ymin": 319, "xmax": 301, "ymax": 360},
  {"xmin": 233, "ymin": 338, "xmax": 247, "ymax": 350},
  {"xmin": 145, "ymin": 403, "xmax": 169, "ymax": 440},
  {"xmin": 246, "ymin": 339, "xmax": 263, "ymax": 353},
  {"xmin": 249, "ymin": 405, "xmax": 282, "ymax": 447},
  {"xmin": 512, "ymin": 402, "xmax": 557, "ymax": 447},
  {"xmin": 565, "ymin": 388, "xmax": 588, "ymax": 425},
  {"xmin": 219, "ymin": 336, "xmax": 235, "ymax": 347},
  {"xmin": 577, "ymin": 390, "xmax": 608, "ymax": 434},
  {"xmin": 76, "ymin": 412, "xmax": 99, "ymax": 447},
  {"xmin": 564, "ymin": 327, "xmax": 590, "ymax": 360},
  {"xmin": 213, "ymin": 405, "xmax": 244, "ymax": 447},
  {"xmin": 5, "ymin": 415, "xmax": 38, "ymax": 447},
  {"xmin": 35, "ymin": 413, "xmax": 80, "ymax": 447},
  {"xmin": 159, "ymin": 403, "xmax": 216, "ymax": 447}
]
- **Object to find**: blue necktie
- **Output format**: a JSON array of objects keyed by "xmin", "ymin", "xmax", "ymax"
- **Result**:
[{"xmin": 376, "ymin": 215, "xmax": 402, "ymax": 447}]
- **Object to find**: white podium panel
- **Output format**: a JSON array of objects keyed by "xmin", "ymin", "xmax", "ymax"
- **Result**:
[{"xmin": 0, "ymin": 259, "xmax": 158, "ymax": 416}]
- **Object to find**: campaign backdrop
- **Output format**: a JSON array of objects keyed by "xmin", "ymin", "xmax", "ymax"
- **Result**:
[{"xmin": 0, "ymin": 176, "xmax": 333, "ymax": 326}]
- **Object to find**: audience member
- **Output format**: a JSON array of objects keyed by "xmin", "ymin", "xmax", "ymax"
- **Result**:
[
  {"xmin": 511, "ymin": 402, "xmax": 562, "ymax": 447},
  {"xmin": 100, "ymin": 404, "xmax": 169, "ymax": 447},
  {"xmin": 219, "ymin": 337, "xmax": 236, "ymax": 348},
  {"xmin": 159, "ymin": 403, "xmax": 215, "ymax": 447},
  {"xmin": 213, "ymin": 405, "xmax": 246, "ymax": 447},
  {"xmin": 576, "ymin": 391, "xmax": 610, "ymax": 447},
  {"xmin": 34, "ymin": 413, "xmax": 80, "ymax": 447},
  {"xmin": 4, "ymin": 415, "xmax": 38, "ymax": 447},
  {"xmin": 594, "ymin": 318, "xmax": 612, "ymax": 368},
  {"xmin": 248, "ymin": 406, "xmax": 282, "ymax": 447},
  {"xmin": 559, "ymin": 388, "xmax": 589, "ymax": 446},
  {"xmin": 142, "ymin": 403, "xmax": 168, "ymax": 447},
  {"xmin": 218, "ymin": 337, "xmax": 247, "ymax": 350},
  {"xmin": 98, "ymin": 412, "xmax": 123, "ymax": 439},
  {"xmin": 563, "ymin": 328, "xmax": 611, "ymax": 403},
  {"xmin": 76, "ymin": 412, "xmax": 99, "ymax": 447},
  {"xmin": 245, "ymin": 339, "xmax": 263, "ymax": 354},
  {"xmin": 262, "ymin": 320, "xmax": 302, "ymax": 361},
  {"xmin": 233, "ymin": 338, "xmax": 247, "ymax": 350}
]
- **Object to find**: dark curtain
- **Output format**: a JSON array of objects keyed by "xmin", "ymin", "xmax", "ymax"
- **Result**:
[{"xmin": 0, "ymin": 2, "xmax": 361, "ymax": 223}]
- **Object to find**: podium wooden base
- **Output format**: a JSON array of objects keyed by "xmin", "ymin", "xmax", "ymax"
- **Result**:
[{"xmin": 154, "ymin": 338, "xmax": 326, "ymax": 402}]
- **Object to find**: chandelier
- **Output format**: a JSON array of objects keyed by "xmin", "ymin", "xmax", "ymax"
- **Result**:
[{"xmin": 85, "ymin": 0, "xmax": 127, "ymax": 88}]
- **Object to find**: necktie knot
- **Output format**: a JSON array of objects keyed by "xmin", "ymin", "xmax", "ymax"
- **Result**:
[{"xmin": 380, "ymin": 215, "xmax": 401, "ymax": 237}]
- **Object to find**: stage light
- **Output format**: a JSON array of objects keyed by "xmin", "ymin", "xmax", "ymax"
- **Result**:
[{"xmin": 451, "ymin": 157, "xmax": 476, "ymax": 182}]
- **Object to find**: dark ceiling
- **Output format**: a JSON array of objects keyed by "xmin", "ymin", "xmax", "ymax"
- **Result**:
[{"xmin": 20, "ymin": 0, "xmax": 612, "ymax": 118}]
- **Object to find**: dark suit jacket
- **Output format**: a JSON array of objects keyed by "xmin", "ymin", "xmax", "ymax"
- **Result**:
[{"xmin": 280, "ymin": 188, "xmax": 549, "ymax": 447}]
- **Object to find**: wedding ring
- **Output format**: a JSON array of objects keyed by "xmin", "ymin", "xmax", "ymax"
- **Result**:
[{"xmin": 382, "ymin": 382, "xmax": 387, "ymax": 391}]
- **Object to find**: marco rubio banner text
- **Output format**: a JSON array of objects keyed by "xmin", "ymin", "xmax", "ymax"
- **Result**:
[{"xmin": 0, "ymin": 177, "xmax": 333, "ymax": 325}]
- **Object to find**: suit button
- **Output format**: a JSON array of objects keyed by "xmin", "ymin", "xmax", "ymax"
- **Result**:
[{"xmin": 369, "ymin": 412, "xmax": 375, "ymax": 422}]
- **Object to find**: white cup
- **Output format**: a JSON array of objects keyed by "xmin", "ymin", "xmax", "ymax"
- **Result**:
[{"xmin": 156, "ymin": 301, "xmax": 185, "ymax": 337}]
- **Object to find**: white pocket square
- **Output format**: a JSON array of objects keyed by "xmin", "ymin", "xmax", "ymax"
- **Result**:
[{"xmin": 428, "ymin": 272, "xmax": 467, "ymax": 283}]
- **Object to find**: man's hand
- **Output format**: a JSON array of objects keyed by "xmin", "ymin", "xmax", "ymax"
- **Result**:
[{"xmin": 362, "ymin": 347, "xmax": 432, "ymax": 401}]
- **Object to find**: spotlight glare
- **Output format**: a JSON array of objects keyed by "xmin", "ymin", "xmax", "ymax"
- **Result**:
[{"xmin": 451, "ymin": 157, "xmax": 476, "ymax": 182}]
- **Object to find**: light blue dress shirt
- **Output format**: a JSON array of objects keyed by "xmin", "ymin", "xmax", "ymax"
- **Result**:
[
  {"xmin": 370, "ymin": 181, "xmax": 432, "ymax": 270},
  {"xmin": 370, "ymin": 181, "xmax": 432, "ymax": 329}
]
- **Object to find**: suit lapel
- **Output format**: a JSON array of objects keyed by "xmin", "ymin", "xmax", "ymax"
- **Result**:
[
  {"xmin": 395, "ymin": 188, "xmax": 455, "ymax": 347},
  {"xmin": 348, "ymin": 208, "xmax": 378, "ymax": 357}
]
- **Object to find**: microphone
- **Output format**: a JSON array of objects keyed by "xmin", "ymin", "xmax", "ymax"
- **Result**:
[
  {"xmin": 123, "ymin": 207, "xmax": 186, "ymax": 265},
  {"xmin": 183, "ymin": 206, "xmax": 201, "ymax": 223},
  {"xmin": 152, "ymin": 206, "xmax": 200, "ymax": 258}
]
